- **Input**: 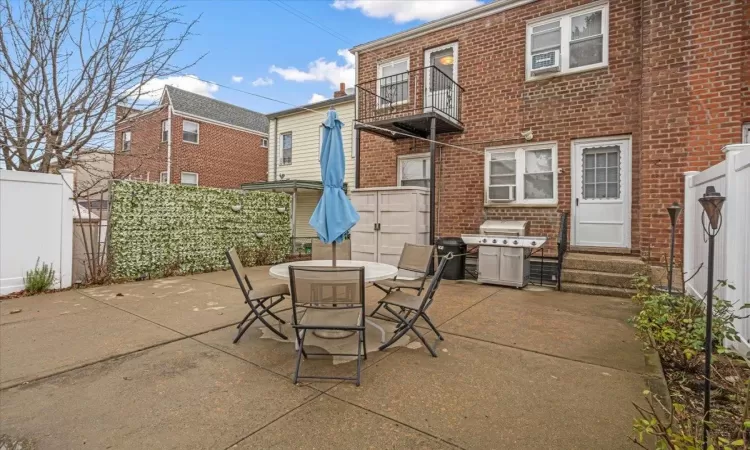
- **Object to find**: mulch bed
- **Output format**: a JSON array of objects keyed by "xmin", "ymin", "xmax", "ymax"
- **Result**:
[{"xmin": 662, "ymin": 354, "xmax": 750, "ymax": 440}]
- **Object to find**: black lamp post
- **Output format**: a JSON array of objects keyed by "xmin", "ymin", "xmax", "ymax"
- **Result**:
[
  {"xmin": 667, "ymin": 202, "xmax": 682, "ymax": 294},
  {"xmin": 697, "ymin": 185, "xmax": 725, "ymax": 449}
]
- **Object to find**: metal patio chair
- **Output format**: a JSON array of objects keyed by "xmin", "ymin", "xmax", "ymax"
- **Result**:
[
  {"xmin": 312, "ymin": 238, "xmax": 351, "ymax": 260},
  {"xmin": 289, "ymin": 265, "xmax": 366, "ymax": 386},
  {"xmin": 376, "ymin": 254, "xmax": 451, "ymax": 357},
  {"xmin": 225, "ymin": 248, "xmax": 288, "ymax": 343},
  {"xmin": 370, "ymin": 243, "xmax": 435, "ymax": 318}
]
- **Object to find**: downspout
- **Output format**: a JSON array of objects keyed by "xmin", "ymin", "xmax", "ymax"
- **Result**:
[
  {"xmin": 429, "ymin": 117, "xmax": 436, "ymax": 245},
  {"xmin": 166, "ymin": 104, "xmax": 173, "ymax": 183},
  {"xmin": 354, "ymin": 50, "xmax": 360, "ymax": 189}
]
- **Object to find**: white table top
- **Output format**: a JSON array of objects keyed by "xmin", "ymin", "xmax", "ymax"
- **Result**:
[{"xmin": 269, "ymin": 260, "xmax": 398, "ymax": 282}]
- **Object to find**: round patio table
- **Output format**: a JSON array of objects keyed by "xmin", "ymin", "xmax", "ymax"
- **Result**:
[{"xmin": 269, "ymin": 260, "xmax": 398, "ymax": 340}]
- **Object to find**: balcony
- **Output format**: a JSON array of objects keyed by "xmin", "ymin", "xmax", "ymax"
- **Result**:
[{"xmin": 355, "ymin": 66, "xmax": 465, "ymax": 140}]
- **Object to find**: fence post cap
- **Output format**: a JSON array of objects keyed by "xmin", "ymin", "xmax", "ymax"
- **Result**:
[{"xmin": 722, "ymin": 143, "xmax": 750, "ymax": 154}]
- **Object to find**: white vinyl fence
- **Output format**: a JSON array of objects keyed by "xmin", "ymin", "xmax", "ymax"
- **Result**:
[
  {"xmin": 0, "ymin": 169, "xmax": 74, "ymax": 295},
  {"xmin": 684, "ymin": 144, "xmax": 750, "ymax": 351}
]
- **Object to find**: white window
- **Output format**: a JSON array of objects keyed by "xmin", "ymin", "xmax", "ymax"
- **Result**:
[
  {"xmin": 122, "ymin": 131, "xmax": 131, "ymax": 151},
  {"xmin": 183, "ymin": 120, "xmax": 199, "ymax": 143},
  {"xmin": 526, "ymin": 4, "xmax": 608, "ymax": 79},
  {"xmin": 161, "ymin": 119, "xmax": 169, "ymax": 142},
  {"xmin": 743, "ymin": 123, "xmax": 750, "ymax": 144},
  {"xmin": 260, "ymin": 137, "xmax": 268, "ymax": 148},
  {"xmin": 159, "ymin": 171, "xmax": 168, "ymax": 183},
  {"xmin": 377, "ymin": 57, "xmax": 409, "ymax": 107},
  {"xmin": 280, "ymin": 132, "xmax": 292, "ymax": 165},
  {"xmin": 180, "ymin": 172, "xmax": 198, "ymax": 186},
  {"xmin": 398, "ymin": 154, "xmax": 430, "ymax": 188},
  {"xmin": 485, "ymin": 144, "xmax": 557, "ymax": 204}
]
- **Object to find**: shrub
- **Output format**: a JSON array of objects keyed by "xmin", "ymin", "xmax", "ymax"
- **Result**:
[
  {"xmin": 23, "ymin": 258, "xmax": 56, "ymax": 294},
  {"xmin": 631, "ymin": 275, "xmax": 741, "ymax": 372}
]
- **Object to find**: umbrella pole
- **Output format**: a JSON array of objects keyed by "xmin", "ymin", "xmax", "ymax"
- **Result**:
[{"xmin": 332, "ymin": 241, "xmax": 337, "ymax": 266}]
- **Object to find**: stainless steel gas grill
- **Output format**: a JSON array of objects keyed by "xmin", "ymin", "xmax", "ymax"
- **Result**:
[{"xmin": 462, "ymin": 220, "xmax": 547, "ymax": 288}]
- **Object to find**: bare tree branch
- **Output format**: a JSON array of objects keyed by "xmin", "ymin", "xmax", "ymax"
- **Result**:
[{"xmin": 0, "ymin": 0, "xmax": 200, "ymax": 172}]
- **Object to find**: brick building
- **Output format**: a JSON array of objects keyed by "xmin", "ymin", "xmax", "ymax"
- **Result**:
[
  {"xmin": 114, "ymin": 85, "xmax": 269, "ymax": 188},
  {"xmin": 352, "ymin": 0, "xmax": 749, "ymax": 287}
]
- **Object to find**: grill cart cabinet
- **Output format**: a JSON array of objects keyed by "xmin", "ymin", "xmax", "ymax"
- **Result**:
[{"xmin": 349, "ymin": 187, "xmax": 430, "ymax": 270}]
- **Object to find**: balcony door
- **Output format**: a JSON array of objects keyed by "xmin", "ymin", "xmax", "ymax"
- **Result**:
[{"xmin": 424, "ymin": 43, "xmax": 458, "ymax": 120}]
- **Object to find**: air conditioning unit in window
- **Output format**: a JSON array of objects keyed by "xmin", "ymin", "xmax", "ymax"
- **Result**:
[
  {"xmin": 490, "ymin": 186, "xmax": 515, "ymax": 202},
  {"xmin": 530, "ymin": 49, "xmax": 560, "ymax": 75}
]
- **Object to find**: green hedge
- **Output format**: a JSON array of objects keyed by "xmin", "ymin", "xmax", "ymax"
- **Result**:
[{"xmin": 109, "ymin": 181, "xmax": 291, "ymax": 279}]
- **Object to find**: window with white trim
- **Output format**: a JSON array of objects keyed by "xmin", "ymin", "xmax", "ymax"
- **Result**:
[
  {"xmin": 260, "ymin": 137, "xmax": 268, "ymax": 148},
  {"xmin": 161, "ymin": 119, "xmax": 169, "ymax": 142},
  {"xmin": 280, "ymin": 132, "xmax": 292, "ymax": 165},
  {"xmin": 182, "ymin": 120, "xmax": 199, "ymax": 143},
  {"xmin": 526, "ymin": 4, "xmax": 608, "ymax": 79},
  {"xmin": 485, "ymin": 144, "xmax": 557, "ymax": 204},
  {"xmin": 180, "ymin": 172, "xmax": 198, "ymax": 186},
  {"xmin": 122, "ymin": 131, "xmax": 131, "ymax": 151},
  {"xmin": 398, "ymin": 154, "xmax": 430, "ymax": 188},
  {"xmin": 159, "ymin": 171, "xmax": 168, "ymax": 183},
  {"xmin": 743, "ymin": 123, "xmax": 749, "ymax": 144},
  {"xmin": 377, "ymin": 57, "xmax": 409, "ymax": 107}
]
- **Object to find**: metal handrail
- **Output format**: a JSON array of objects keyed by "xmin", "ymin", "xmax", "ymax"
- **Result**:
[
  {"xmin": 355, "ymin": 65, "xmax": 464, "ymax": 125},
  {"xmin": 557, "ymin": 211, "xmax": 569, "ymax": 291},
  {"xmin": 357, "ymin": 65, "xmax": 466, "ymax": 92}
]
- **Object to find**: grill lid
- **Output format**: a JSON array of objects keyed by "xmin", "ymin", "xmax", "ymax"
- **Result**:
[{"xmin": 479, "ymin": 220, "xmax": 528, "ymax": 236}]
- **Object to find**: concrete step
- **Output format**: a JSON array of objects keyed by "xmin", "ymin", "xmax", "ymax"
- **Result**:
[
  {"xmin": 561, "ymin": 268, "xmax": 635, "ymax": 289},
  {"xmin": 562, "ymin": 252, "xmax": 646, "ymax": 275},
  {"xmin": 561, "ymin": 282, "xmax": 637, "ymax": 299}
]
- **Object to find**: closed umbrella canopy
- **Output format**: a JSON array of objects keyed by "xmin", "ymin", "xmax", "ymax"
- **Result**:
[{"xmin": 309, "ymin": 109, "xmax": 360, "ymax": 244}]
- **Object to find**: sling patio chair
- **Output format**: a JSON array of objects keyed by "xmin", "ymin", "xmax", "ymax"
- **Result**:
[
  {"xmin": 376, "ymin": 253, "xmax": 451, "ymax": 357},
  {"xmin": 370, "ymin": 243, "xmax": 434, "ymax": 319},
  {"xmin": 311, "ymin": 238, "xmax": 351, "ymax": 261},
  {"xmin": 289, "ymin": 265, "xmax": 367, "ymax": 386},
  {"xmin": 225, "ymin": 248, "xmax": 288, "ymax": 343}
]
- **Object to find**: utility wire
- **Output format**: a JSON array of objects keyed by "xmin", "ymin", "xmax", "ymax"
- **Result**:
[
  {"xmin": 266, "ymin": 0, "xmax": 353, "ymax": 46},
  {"xmin": 180, "ymin": 74, "xmax": 488, "ymax": 155}
]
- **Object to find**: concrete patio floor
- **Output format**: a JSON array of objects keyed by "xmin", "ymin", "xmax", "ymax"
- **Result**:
[{"xmin": 0, "ymin": 266, "xmax": 658, "ymax": 449}]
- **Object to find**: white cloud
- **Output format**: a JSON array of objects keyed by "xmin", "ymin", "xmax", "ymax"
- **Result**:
[
  {"xmin": 308, "ymin": 93, "xmax": 328, "ymax": 104},
  {"xmin": 270, "ymin": 49, "xmax": 354, "ymax": 90},
  {"xmin": 231, "ymin": 75, "xmax": 244, "ymax": 83},
  {"xmin": 131, "ymin": 75, "xmax": 219, "ymax": 102},
  {"xmin": 251, "ymin": 77, "xmax": 274, "ymax": 87},
  {"xmin": 331, "ymin": 0, "xmax": 483, "ymax": 23}
]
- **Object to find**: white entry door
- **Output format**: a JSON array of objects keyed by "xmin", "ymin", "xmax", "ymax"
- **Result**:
[
  {"xmin": 572, "ymin": 137, "xmax": 631, "ymax": 248},
  {"xmin": 424, "ymin": 43, "xmax": 458, "ymax": 119}
]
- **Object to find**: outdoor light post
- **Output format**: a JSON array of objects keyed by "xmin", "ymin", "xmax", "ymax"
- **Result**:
[
  {"xmin": 697, "ymin": 186, "xmax": 726, "ymax": 449},
  {"xmin": 667, "ymin": 202, "xmax": 682, "ymax": 294}
]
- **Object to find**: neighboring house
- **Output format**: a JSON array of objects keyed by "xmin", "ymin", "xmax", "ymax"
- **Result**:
[
  {"xmin": 114, "ymin": 85, "xmax": 269, "ymax": 189},
  {"xmin": 352, "ymin": 0, "xmax": 749, "ymax": 291},
  {"xmin": 50, "ymin": 150, "xmax": 114, "ymax": 215},
  {"xmin": 242, "ymin": 84, "xmax": 355, "ymax": 244}
]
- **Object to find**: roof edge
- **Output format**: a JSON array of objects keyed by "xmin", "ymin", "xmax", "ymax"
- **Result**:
[
  {"xmin": 267, "ymin": 94, "xmax": 354, "ymax": 119},
  {"xmin": 351, "ymin": 0, "xmax": 537, "ymax": 53}
]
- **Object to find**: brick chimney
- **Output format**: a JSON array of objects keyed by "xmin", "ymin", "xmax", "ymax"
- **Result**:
[{"xmin": 333, "ymin": 82, "xmax": 347, "ymax": 98}]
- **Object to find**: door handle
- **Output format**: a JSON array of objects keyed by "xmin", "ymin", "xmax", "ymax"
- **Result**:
[{"xmin": 575, "ymin": 198, "xmax": 579, "ymax": 206}]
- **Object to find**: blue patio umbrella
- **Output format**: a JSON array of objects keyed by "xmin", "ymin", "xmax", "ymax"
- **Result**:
[{"xmin": 309, "ymin": 109, "xmax": 360, "ymax": 265}]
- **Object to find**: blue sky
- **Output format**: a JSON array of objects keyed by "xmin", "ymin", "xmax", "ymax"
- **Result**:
[{"xmin": 149, "ymin": 0, "xmax": 483, "ymax": 113}]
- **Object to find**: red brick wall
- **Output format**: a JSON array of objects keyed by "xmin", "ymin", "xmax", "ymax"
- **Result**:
[
  {"xmin": 114, "ymin": 107, "xmax": 268, "ymax": 188},
  {"xmin": 357, "ymin": 0, "xmax": 748, "ymax": 261},
  {"xmin": 114, "ymin": 106, "xmax": 169, "ymax": 182},
  {"xmin": 169, "ymin": 116, "xmax": 267, "ymax": 188}
]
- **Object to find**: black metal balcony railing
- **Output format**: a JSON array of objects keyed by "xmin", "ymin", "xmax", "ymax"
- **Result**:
[{"xmin": 356, "ymin": 66, "xmax": 464, "ymax": 126}]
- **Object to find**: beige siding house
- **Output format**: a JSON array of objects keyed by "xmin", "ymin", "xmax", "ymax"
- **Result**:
[{"xmin": 242, "ymin": 88, "xmax": 355, "ymax": 247}]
